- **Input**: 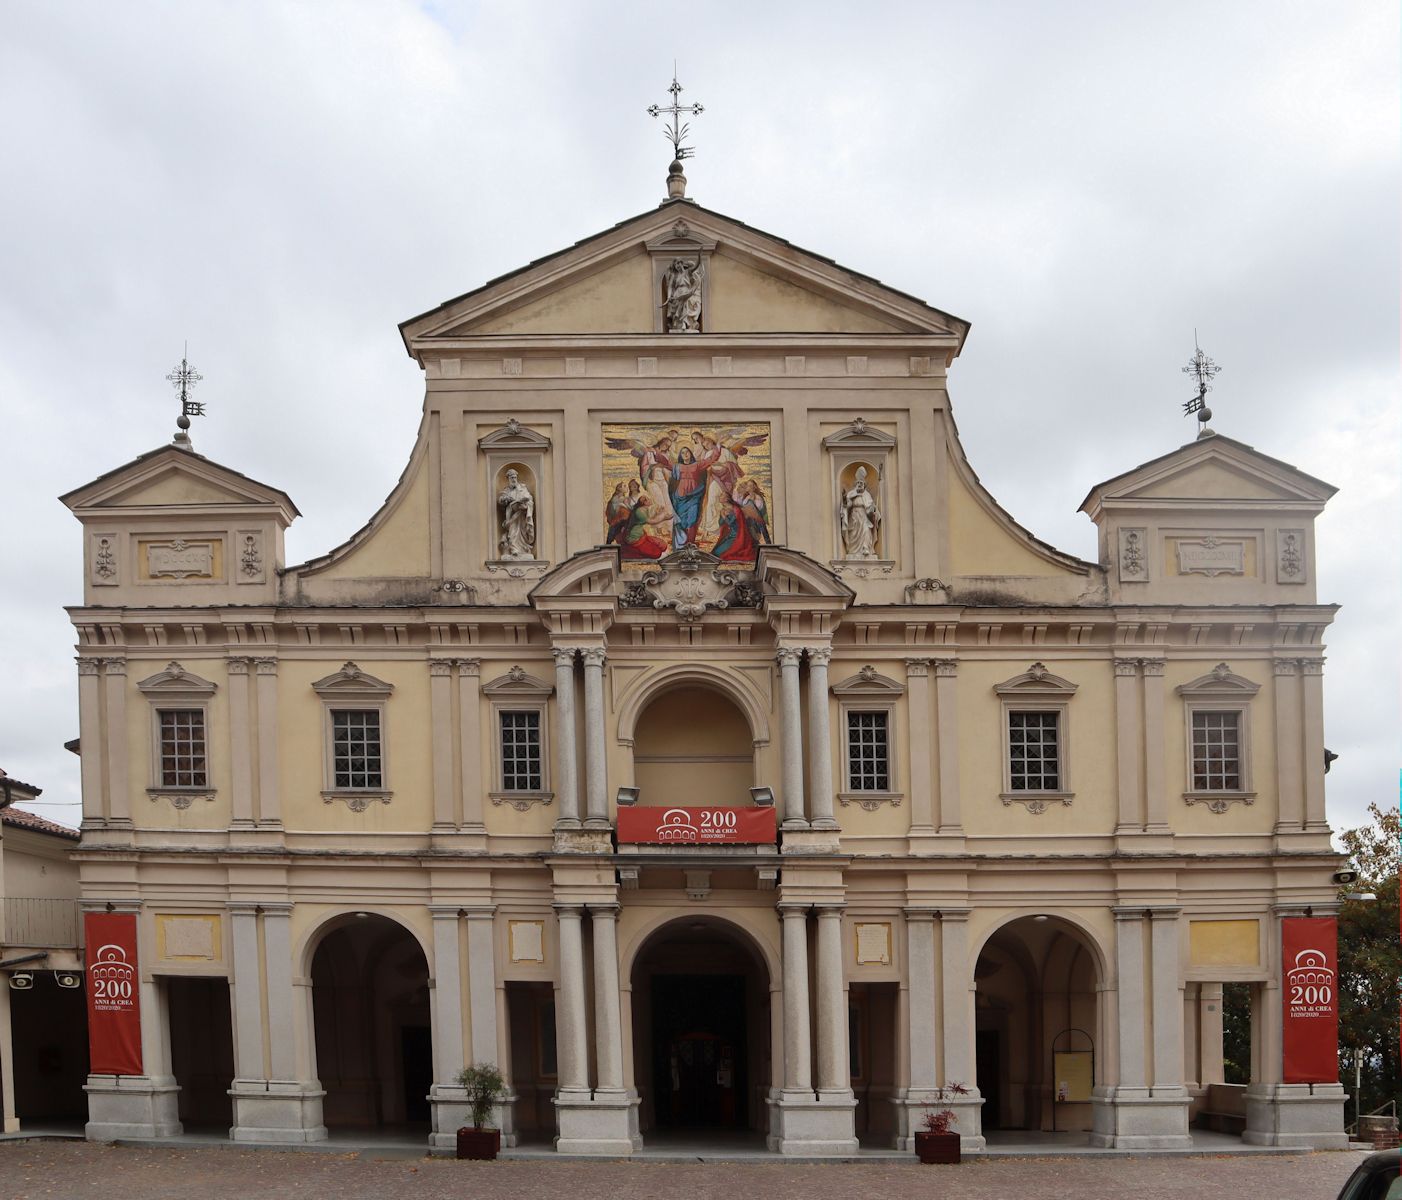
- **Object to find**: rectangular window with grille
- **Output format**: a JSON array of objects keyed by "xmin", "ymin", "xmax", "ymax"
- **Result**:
[
  {"xmin": 846, "ymin": 711, "xmax": 890, "ymax": 791},
  {"xmin": 1191, "ymin": 710, "xmax": 1241, "ymax": 791},
  {"xmin": 331, "ymin": 709, "xmax": 383, "ymax": 790},
  {"xmin": 500, "ymin": 710, "xmax": 543, "ymax": 791},
  {"xmin": 158, "ymin": 709, "xmax": 207, "ymax": 788},
  {"xmin": 1008, "ymin": 710, "xmax": 1060, "ymax": 791}
]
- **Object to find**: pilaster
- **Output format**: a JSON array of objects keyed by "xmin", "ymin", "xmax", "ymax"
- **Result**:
[
  {"xmin": 226, "ymin": 657, "xmax": 255, "ymax": 830},
  {"xmin": 76, "ymin": 657, "xmax": 105, "ymax": 828},
  {"xmin": 580, "ymin": 649, "xmax": 609, "ymax": 829},
  {"xmin": 551, "ymin": 647, "xmax": 581, "ymax": 829},
  {"xmin": 776, "ymin": 648, "xmax": 807, "ymax": 829},
  {"xmin": 932, "ymin": 658, "xmax": 962, "ymax": 837},
  {"xmin": 806, "ymin": 648, "xmax": 838, "ymax": 830}
]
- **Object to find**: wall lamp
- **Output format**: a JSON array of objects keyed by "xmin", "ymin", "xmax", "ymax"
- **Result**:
[
  {"xmin": 616, "ymin": 786, "xmax": 640, "ymax": 807},
  {"xmin": 749, "ymin": 786, "xmax": 775, "ymax": 808}
]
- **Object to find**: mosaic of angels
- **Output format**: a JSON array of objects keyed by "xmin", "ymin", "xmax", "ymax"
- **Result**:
[{"xmin": 601, "ymin": 422, "xmax": 773, "ymax": 564}]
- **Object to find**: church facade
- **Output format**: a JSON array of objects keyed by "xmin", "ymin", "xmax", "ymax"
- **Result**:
[{"xmin": 59, "ymin": 172, "xmax": 1347, "ymax": 1154}]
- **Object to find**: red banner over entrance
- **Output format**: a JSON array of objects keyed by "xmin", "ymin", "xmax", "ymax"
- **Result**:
[
  {"xmin": 1282, "ymin": 916, "xmax": 1338, "ymax": 1084},
  {"xmin": 617, "ymin": 806, "xmax": 777, "ymax": 845},
  {"xmin": 84, "ymin": 912, "xmax": 143, "ymax": 1076}
]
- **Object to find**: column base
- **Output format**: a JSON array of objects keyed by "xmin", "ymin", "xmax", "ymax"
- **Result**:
[
  {"xmin": 1088, "ymin": 1086, "xmax": 1192, "ymax": 1149},
  {"xmin": 230, "ymin": 1079, "xmax": 327, "ymax": 1143},
  {"xmin": 552, "ymin": 828, "xmax": 614, "ymax": 854},
  {"xmin": 779, "ymin": 829, "xmax": 842, "ymax": 855},
  {"xmin": 1242, "ymin": 1082, "xmax": 1349, "ymax": 1148},
  {"xmin": 429, "ymin": 1085, "xmax": 516, "ymax": 1149},
  {"xmin": 765, "ymin": 1089, "xmax": 858, "ymax": 1154},
  {"xmin": 554, "ymin": 1088, "xmax": 641, "ymax": 1154},
  {"xmin": 84, "ymin": 1074, "xmax": 182, "ymax": 1140}
]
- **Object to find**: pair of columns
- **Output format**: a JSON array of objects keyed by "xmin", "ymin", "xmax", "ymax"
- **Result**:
[
  {"xmin": 774, "ymin": 646, "xmax": 837, "ymax": 830},
  {"xmin": 553, "ymin": 903, "xmax": 625, "ymax": 1095},
  {"xmin": 778, "ymin": 902, "xmax": 850, "ymax": 1094},
  {"xmin": 552, "ymin": 648, "xmax": 609, "ymax": 829}
]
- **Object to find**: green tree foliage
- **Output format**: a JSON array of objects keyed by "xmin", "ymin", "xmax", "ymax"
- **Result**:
[
  {"xmin": 1336, "ymin": 801, "xmax": 1401, "ymax": 1116},
  {"xmin": 1222, "ymin": 981, "xmax": 1252, "ymax": 1085}
]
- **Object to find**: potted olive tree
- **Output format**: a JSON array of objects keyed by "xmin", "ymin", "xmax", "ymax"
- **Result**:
[
  {"xmin": 914, "ymin": 1081, "xmax": 969, "ymax": 1164},
  {"xmin": 455, "ymin": 1063, "xmax": 507, "ymax": 1160}
]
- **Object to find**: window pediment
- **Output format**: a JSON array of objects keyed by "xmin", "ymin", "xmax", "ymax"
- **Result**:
[
  {"xmin": 137, "ymin": 661, "xmax": 217, "ymax": 700},
  {"xmin": 482, "ymin": 665, "xmax": 554, "ymax": 700},
  {"xmin": 311, "ymin": 661, "xmax": 394, "ymax": 699},
  {"xmin": 831, "ymin": 665, "xmax": 905, "ymax": 698},
  {"xmin": 994, "ymin": 662, "xmax": 1078, "ymax": 697},
  {"xmin": 477, "ymin": 418, "xmax": 553, "ymax": 452},
  {"xmin": 1176, "ymin": 663, "xmax": 1260, "ymax": 698},
  {"xmin": 821, "ymin": 418, "xmax": 897, "ymax": 451}
]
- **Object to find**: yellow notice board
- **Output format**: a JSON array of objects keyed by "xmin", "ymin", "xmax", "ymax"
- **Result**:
[{"xmin": 1053, "ymin": 1051, "xmax": 1093, "ymax": 1103}]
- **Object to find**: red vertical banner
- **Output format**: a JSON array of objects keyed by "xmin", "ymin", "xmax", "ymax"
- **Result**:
[
  {"xmin": 84, "ymin": 912, "xmax": 143, "ymax": 1076},
  {"xmin": 1281, "ymin": 916, "xmax": 1339, "ymax": 1084}
]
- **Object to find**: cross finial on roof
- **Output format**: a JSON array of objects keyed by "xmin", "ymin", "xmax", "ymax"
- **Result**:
[
  {"xmin": 647, "ymin": 67, "xmax": 704, "ymax": 201},
  {"xmin": 166, "ymin": 343, "xmax": 206, "ymax": 450},
  {"xmin": 1181, "ymin": 331, "xmax": 1221, "ymax": 440}
]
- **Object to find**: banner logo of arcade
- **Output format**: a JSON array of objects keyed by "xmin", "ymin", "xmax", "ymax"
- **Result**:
[
  {"xmin": 1284, "ymin": 948, "xmax": 1334, "ymax": 1017},
  {"xmin": 616, "ymin": 805, "xmax": 776, "ymax": 845},
  {"xmin": 90, "ymin": 943, "xmax": 137, "ymax": 1012}
]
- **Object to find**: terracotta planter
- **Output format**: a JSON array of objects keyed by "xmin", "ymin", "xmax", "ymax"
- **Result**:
[
  {"xmin": 914, "ymin": 1131, "xmax": 961, "ymax": 1164},
  {"xmin": 455, "ymin": 1127, "xmax": 501, "ymax": 1160}
]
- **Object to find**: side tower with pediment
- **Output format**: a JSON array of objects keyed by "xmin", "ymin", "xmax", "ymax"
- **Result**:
[{"xmin": 59, "ymin": 175, "xmax": 1347, "ymax": 1156}]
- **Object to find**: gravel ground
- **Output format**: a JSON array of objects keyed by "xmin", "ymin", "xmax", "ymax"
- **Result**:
[{"xmin": 0, "ymin": 1141, "xmax": 1374, "ymax": 1200}]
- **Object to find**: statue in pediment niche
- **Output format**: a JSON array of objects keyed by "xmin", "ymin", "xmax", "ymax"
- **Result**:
[
  {"xmin": 662, "ymin": 255, "xmax": 705, "ymax": 332},
  {"xmin": 497, "ymin": 469, "xmax": 536, "ymax": 560},
  {"xmin": 840, "ymin": 467, "xmax": 881, "ymax": 560}
]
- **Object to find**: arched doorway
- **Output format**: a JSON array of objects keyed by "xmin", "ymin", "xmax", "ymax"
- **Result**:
[
  {"xmin": 309, "ymin": 914, "xmax": 433, "ymax": 1131},
  {"xmin": 632, "ymin": 684, "xmax": 755, "ymax": 807},
  {"xmin": 974, "ymin": 916, "xmax": 1103, "ymax": 1134},
  {"xmin": 630, "ymin": 917, "xmax": 772, "ymax": 1140}
]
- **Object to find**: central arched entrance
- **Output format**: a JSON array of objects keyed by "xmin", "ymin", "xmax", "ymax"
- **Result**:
[
  {"xmin": 309, "ymin": 914, "xmax": 433, "ymax": 1132},
  {"xmin": 630, "ymin": 917, "xmax": 772, "ymax": 1142},
  {"xmin": 973, "ymin": 915, "xmax": 1104, "ymax": 1136}
]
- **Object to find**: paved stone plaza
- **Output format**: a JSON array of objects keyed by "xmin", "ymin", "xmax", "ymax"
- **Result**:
[{"xmin": 0, "ymin": 1141, "xmax": 1373, "ymax": 1200}]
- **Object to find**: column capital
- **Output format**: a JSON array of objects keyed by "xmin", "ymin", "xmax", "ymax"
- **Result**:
[
  {"xmin": 551, "ymin": 646, "xmax": 579, "ymax": 666},
  {"xmin": 775, "ymin": 646, "xmax": 802, "ymax": 668},
  {"xmin": 226, "ymin": 902, "xmax": 263, "ymax": 917},
  {"xmin": 225, "ymin": 655, "xmax": 253, "ymax": 675},
  {"xmin": 75, "ymin": 656, "xmax": 102, "ymax": 676},
  {"xmin": 1111, "ymin": 906, "xmax": 1148, "ymax": 920},
  {"xmin": 82, "ymin": 900, "xmax": 141, "ymax": 914},
  {"xmin": 903, "ymin": 658, "xmax": 931, "ymax": 676},
  {"xmin": 936, "ymin": 907, "xmax": 971, "ymax": 922},
  {"xmin": 254, "ymin": 657, "xmax": 278, "ymax": 676},
  {"xmin": 428, "ymin": 904, "xmax": 464, "ymax": 918},
  {"xmin": 902, "ymin": 907, "xmax": 939, "ymax": 922},
  {"xmin": 587, "ymin": 902, "xmax": 621, "ymax": 918},
  {"xmin": 455, "ymin": 657, "xmax": 482, "ymax": 677},
  {"xmin": 776, "ymin": 900, "xmax": 810, "ymax": 916},
  {"xmin": 805, "ymin": 646, "xmax": 833, "ymax": 667},
  {"xmin": 553, "ymin": 902, "xmax": 585, "ymax": 917},
  {"xmin": 932, "ymin": 658, "xmax": 958, "ymax": 678},
  {"xmin": 1273, "ymin": 658, "xmax": 1301, "ymax": 676},
  {"xmin": 101, "ymin": 657, "xmax": 127, "ymax": 676},
  {"xmin": 814, "ymin": 903, "xmax": 846, "ymax": 917},
  {"xmin": 579, "ymin": 647, "xmax": 607, "ymax": 668},
  {"xmin": 1147, "ymin": 906, "xmax": 1183, "ymax": 920},
  {"xmin": 1139, "ymin": 657, "xmax": 1165, "ymax": 677},
  {"xmin": 1113, "ymin": 658, "xmax": 1139, "ymax": 677},
  {"xmin": 429, "ymin": 659, "xmax": 455, "ymax": 677},
  {"xmin": 1297, "ymin": 657, "xmax": 1326, "ymax": 676},
  {"xmin": 463, "ymin": 906, "xmax": 497, "ymax": 920}
]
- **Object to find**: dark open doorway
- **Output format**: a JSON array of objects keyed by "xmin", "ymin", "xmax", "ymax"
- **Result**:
[
  {"xmin": 10, "ymin": 971, "xmax": 88, "ymax": 1125},
  {"xmin": 651, "ymin": 973, "xmax": 747, "ymax": 1130},
  {"xmin": 167, "ymin": 976, "xmax": 235, "ymax": 1130}
]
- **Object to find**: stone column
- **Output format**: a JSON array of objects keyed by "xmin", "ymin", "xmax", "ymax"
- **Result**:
[
  {"xmin": 229, "ymin": 905, "xmax": 265, "ymax": 1081},
  {"xmin": 260, "ymin": 905, "xmax": 297, "ymax": 1083},
  {"xmin": 1272, "ymin": 660, "xmax": 1304, "ymax": 833},
  {"xmin": 779, "ymin": 903, "xmax": 812, "ymax": 1091},
  {"xmin": 457, "ymin": 660, "xmax": 484, "ymax": 831},
  {"xmin": 1198, "ymin": 983, "xmax": 1225, "ymax": 1086},
  {"xmin": 1299, "ymin": 659, "xmax": 1329, "ymax": 833},
  {"xmin": 806, "ymin": 649, "xmax": 838, "ymax": 829},
  {"xmin": 1140, "ymin": 660, "xmax": 1167, "ymax": 831},
  {"xmin": 1113, "ymin": 659, "xmax": 1141, "ymax": 831},
  {"xmin": 428, "ymin": 907, "xmax": 467, "ymax": 1149},
  {"xmin": 553, "ymin": 905, "xmax": 590, "ymax": 1097},
  {"xmin": 102, "ymin": 658, "xmax": 131, "ymax": 827},
  {"xmin": 226, "ymin": 658, "xmax": 255, "ymax": 829},
  {"xmin": 76, "ymin": 658, "xmax": 105, "ymax": 827},
  {"xmin": 904, "ymin": 662, "xmax": 935, "ymax": 833},
  {"xmin": 1112, "ymin": 908, "xmax": 1147, "ymax": 1089},
  {"xmin": 776, "ymin": 649, "xmax": 806, "ymax": 828},
  {"xmin": 0, "ymin": 969, "xmax": 16, "ymax": 1132},
  {"xmin": 580, "ymin": 649, "xmax": 608, "ymax": 828},
  {"xmin": 552, "ymin": 648, "xmax": 581, "ymax": 828},
  {"xmin": 1148, "ymin": 908, "xmax": 1186, "ymax": 1094},
  {"xmin": 465, "ymin": 909, "xmax": 499, "ymax": 1067},
  {"xmin": 253, "ymin": 658, "xmax": 281, "ymax": 826},
  {"xmin": 590, "ymin": 905, "xmax": 625, "ymax": 1094},
  {"xmin": 937, "ymin": 909, "xmax": 983, "ymax": 1148},
  {"xmin": 933, "ymin": 659, "xmax": 962, "ymax": 833},
  {"xmin": 429, "ymin": 661, "xmax": 456, "ymax": 832},
  {"xmin": 814, "ymin": 906, "xmax": 849, "ymax": 1093},
  {"xmin": 903, "ymin": 910, "xmax": 938, "ymax": 1095}
]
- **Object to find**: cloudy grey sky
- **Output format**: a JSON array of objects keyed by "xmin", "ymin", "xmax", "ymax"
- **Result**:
[{"xmin": 2, "ymin": 1, "xmax": 1396, "ymax": 838}]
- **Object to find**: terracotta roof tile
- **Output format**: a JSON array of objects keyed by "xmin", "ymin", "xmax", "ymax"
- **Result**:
[{"xmin": 0, "ymin": 806, "xmax": 80, "ymax": 841}]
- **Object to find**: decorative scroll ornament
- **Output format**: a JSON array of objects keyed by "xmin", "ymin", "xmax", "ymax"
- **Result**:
[
  {"xmin": 1121, "ymin": 529, "xmax": 1145, "ymax": 577},
  {"xmin": 94, "ymin": 537, "xmax": 117, "ymax": 580},
  {"xmin": 1279, "ymin": 530, "xmax": 1303, "ymax": 578},
  {"xmin": 239, "ymin": 534, "xmax": 262, "ymax": 578},
  {"xmin": 627, "ymin": 546, "xmax": 758, "ymax": 619}
]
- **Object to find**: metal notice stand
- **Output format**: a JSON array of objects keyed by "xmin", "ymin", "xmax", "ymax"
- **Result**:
[{"xmin": 1050, "ymin": 1027, "xmax": 1095, "ymax": 1133}]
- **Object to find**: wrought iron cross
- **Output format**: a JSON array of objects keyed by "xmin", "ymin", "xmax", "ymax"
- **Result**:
[
  {"xmin": 1181, "ymin": 332, "xmax": 1220, "ymax": 422},
  {"xmin": 647, "ymin": 70, "xmax": 704, "ymax": 161},
  {"xmin": 166, "ymin": 346, "xmax": 205, "ymax": 419}
]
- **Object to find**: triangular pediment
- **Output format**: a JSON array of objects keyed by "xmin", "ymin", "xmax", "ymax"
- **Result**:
[
  {"xmin": 60, "ymin": 444, "xmax": 298, "ymax": 523},
  {"xmin": 136, "ymin": 661, "xmax": 218, "ymax": 698},
  {"xmin": 311, "ymin": 662, "xmax": 394, "ymax": 697},
  {"xmin": 831, "ymin": 666, "xmax": 906, "ymax": 697},
  {"xmin": 1080, "ymin": 434, "xmax": 1335, "ymax": 518},
  {"xmin": 400, "ymin": 200, "xmax": 970, "ymax": 348},
  {"xmin": 481, "ymin": 665, "xmax": 554, "ymax": 699}
]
